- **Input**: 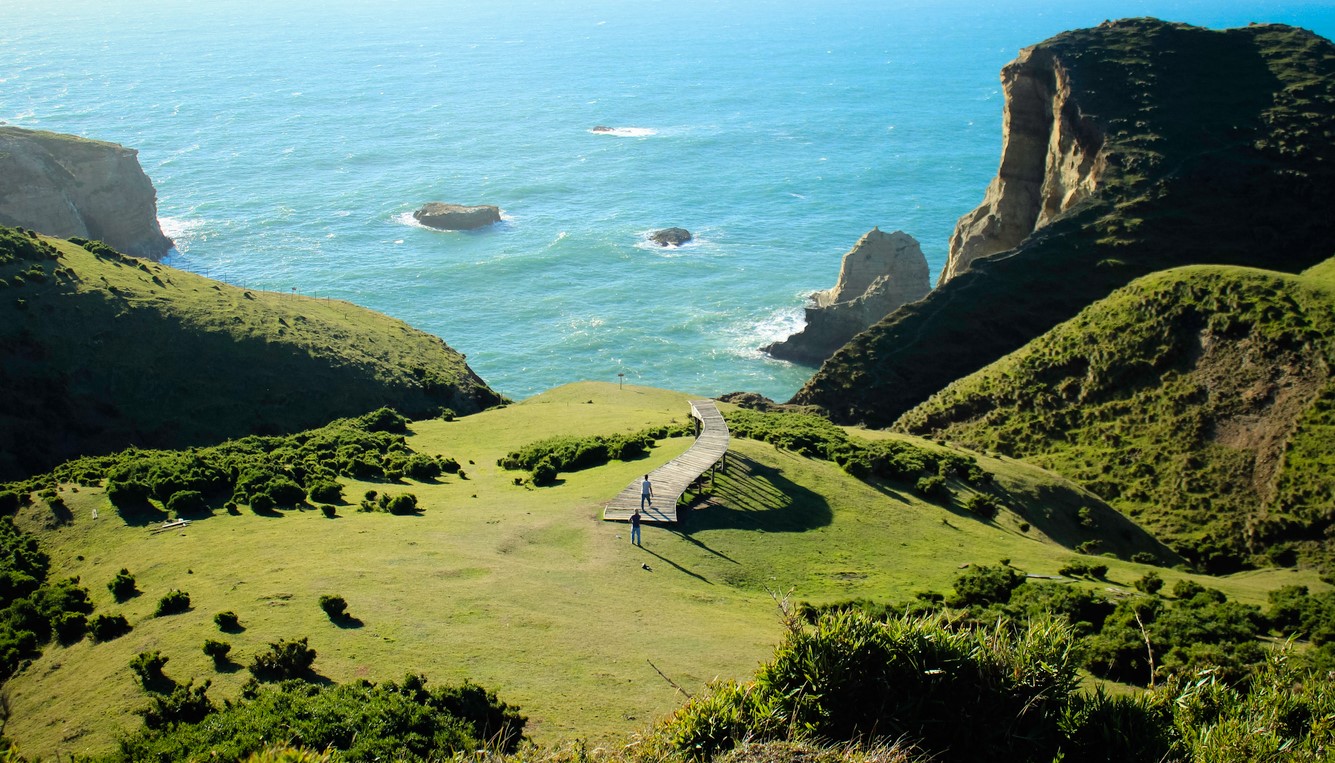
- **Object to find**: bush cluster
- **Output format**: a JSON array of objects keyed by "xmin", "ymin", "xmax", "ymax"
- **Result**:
[
  {"xmin": 498, "ymin": 422, "xmax": 693, "ymax": 484},
  {"xmin": 0, "ymin": 516, "xmax": 97, "ymax": 679},
  {"xmin": 249, "ymin": 637, "xmax": 318, "ymax": 682},
  {"xmin": 22, "ymin": 408, "xmax": 458, "ymax": 517},
  {"xmin": 725, "ymin": 410, "xmax": 994, "ymax": 506},
  {"xmin": 111, "ymin": 674, "xmax": 526, "ymax": 762},
  {"xmin": 358, "ymin": 492, "xmax": 419, "ymax": 515},
  {"xmin": 155, "ymin": 589, "xmax": 191, "ymax": 616}
]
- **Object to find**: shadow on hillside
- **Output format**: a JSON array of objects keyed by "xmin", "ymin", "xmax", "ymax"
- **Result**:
[
  {"xmin": 638, "ymin": 545, "xmax": 711, "ymax": 584},
  {"xmin": 330, "ymin": 614, "xmax": 364, "ymax": 629},
  {"xmin": 115, "ymin": 500, "xmax": 169, "ymax": 527},
  {"xmin": 682, "ymin": 454, "xmax": 832, "ymax": 533}
]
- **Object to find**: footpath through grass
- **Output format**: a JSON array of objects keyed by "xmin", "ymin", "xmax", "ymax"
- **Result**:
[{"xmin": 6, "ymin": 382, "xmax": 1326, "ymax": 759}]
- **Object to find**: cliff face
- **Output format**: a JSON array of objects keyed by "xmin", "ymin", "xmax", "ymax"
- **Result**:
[
  {"xmin": 764, "ymin": 229, "xmax": 929, "ymax": 365},
  {"xmin": 794, "ymin": 20, "xmax": 1335, "ymax": 427},
  {"xmin": 940, "ymin": 48, "xmax": 1104, "ymax": 284},
  {"xmin": 0, "ymin": 127, "xmax": 172, "ymax": 260}
]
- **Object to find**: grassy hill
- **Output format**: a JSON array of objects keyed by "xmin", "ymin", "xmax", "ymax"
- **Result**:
[
  {"xmin": 898, "ymin": 259, "xmax": 1335, "ymax": 575},
  {"xmin": 794, "ymin": 20, "xmax": 1335, "ymax": 426},
  {"xmin": 0, "ymin": 227, "xmax": 503, "ymax": 480},
  {"xmin": 3, "ymin": 382, "xmax": 1323, "ymax": 759}
]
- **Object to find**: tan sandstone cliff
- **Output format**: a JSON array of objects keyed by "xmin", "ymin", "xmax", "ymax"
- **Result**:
[
  {"xmin": 0, "ymin": 126, "xmax": 172, "ymax": 260},
  {"xmin": 763, "ymin": 228, "xmax": 930, "ymax": 365},
  {"xmin": 939, "ymin": 46, "xmax": 1105, "ymax": 285}
]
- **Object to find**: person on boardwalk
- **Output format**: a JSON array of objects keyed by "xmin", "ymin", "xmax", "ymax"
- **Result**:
[
  {"xmin": 641, "ymin": 474, "xmax": 653, "ymax": 510},
  {"xmin": 630, "ymin": 509, "xmax": 642, "ymax": 546}
]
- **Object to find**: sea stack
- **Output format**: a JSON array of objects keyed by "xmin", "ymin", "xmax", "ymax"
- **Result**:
[
  {"xmin": 763, "ymin": 228, "xmax": 930, "ymax": 366},
  {"xmin": 413, "ymin": 202, "xmax": 502, "ymax": 231},
  {"xmin": 0, "ymin": 126, "xmax": 173, "ymax": 260}
]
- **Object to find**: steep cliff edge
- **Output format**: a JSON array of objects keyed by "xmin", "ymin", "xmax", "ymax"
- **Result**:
[
  {"xmin": 764, "ymin": 228, "xmax": 930, "ymax": 365},
  {"xmin": 940, "ymin": 46, "xmax": 1104, "ymax": 284},
  {"xmin": 794, "ymin": 20, "xmax": 1335, "ymax": 426},
  {"xmin": 0, "ymin": 127, "xmax": 172, "ymax": 260}
]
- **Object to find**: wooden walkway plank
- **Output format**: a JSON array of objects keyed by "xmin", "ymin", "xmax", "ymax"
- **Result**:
[{"xmin": 603, "ymin": 399, "xmax": 729, "ymax": 524}]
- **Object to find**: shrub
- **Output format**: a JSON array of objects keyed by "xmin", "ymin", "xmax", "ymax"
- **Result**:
[
  {"xmin": 963, "ymin": 492, "xmax": 1000, "ymax": 518},
  {"xmin": 155, "ymin": 589, "xmax": 191, "ymax": 616},
  {"xmin": 660, "ymin": 611, "xmax": 1090, "ymax": 761},
  {"xmin": 203, "ymin": 639, "xmax": 232, "ymax": 665},
  {"xmin": 53, "ymin": 611, "xmax": 88, "ymax": 644},
  {"xmin": 108, "ymin": 568, "xmax": 138, "ymax": 601},
  {"xmin": 140, "ymin": 679, "xmax": 215, "ymax": 730},
  {"xmin": 130, "ymin": 650, "xmax": 170, "ymax": 690},
  {"xmin": 320, "ymin": 505, "xmax": 336, "ymax": 518},
  {"xmin": 1135, "ymin": 572, "xmax": 1165, "ymax": 595},
  {"xmin": 165, "ymin": 490, "xmax": 208, "ymax": 516},
  {"xmin": 214, "ymin": 611, "xmax": 241, "ymax": 632},
  {"xmin": 530, "ymin": 458, "xmax": 558, "ymax": 486},
  {"xmin": 319, "ymin": 595, "xmax": 348, "ymax": 620},
  {"xmin": 250, "ymin": 493, "xmax": 275, "ymax": 513},
  {"xmin": 403, "ymin": 454, "xmax": 443, "ymax": 481},
  {"xmin": 88, "ymin": 613, "xmax": 132, "ymax": 642},
  {"xmin": 249, "ymin": 637, "xmax": 317, "ymax": 681},
  {"xmin": 360, "ymin": 407, "xmax": 409, "ymax": 433},
  {"xmin": 914, "ymin": 474, "xmax": 948, "ymax": 500},
  {"xmin": 307, "ymin": 480, "xmax": 342, "ymax": 504},
  {"xmin": 385, "ymin": 493, "xmax": 419, "ymax": 515},
  {"xmin": 1131, "ymin": 551, "xmax": 1158, "ymax": 565},
  {"xmin": 948, "ymin": 564, "xmax": 1025, "ymax": 608}
]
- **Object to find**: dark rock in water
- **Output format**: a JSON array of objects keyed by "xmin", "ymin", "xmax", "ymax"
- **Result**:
[
  {"xmin": 413, "ymin": 202, "xmax": 502, "ymax": 231},
  {"xmin": 592, "ymin": 125, "xmax": 614, "ymax": 133},
  {"xmin": 650, "ymin": 227, "xmax": 692, "ymax": 246}
]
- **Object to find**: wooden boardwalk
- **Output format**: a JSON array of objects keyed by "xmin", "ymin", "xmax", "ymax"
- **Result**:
[{"xmin": 603, "ymin": 399, "xmax": 729, "ymax": 524}]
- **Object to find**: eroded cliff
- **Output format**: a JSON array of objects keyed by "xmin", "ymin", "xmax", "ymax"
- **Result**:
[
  {"xmin": 940, "ymin": 47, "xmax": 1104, "ymax": 284},
  {"xmin": 0, "ymin": 127, "xmax": 172, "ymax": 260}
]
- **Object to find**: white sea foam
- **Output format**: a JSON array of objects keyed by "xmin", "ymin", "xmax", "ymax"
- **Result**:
[
  {"xmin": 589, "ymin": 126, "xmax": 657, "ymax": 138},
  {"xmin": 158, "ymin": 216, "xmax": 209, "ymax": 253}
]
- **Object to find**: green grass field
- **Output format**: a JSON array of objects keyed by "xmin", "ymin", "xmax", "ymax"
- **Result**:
[{"xmin": 6, "ymin": 382, "xmax": 1326, "ymax": 759}]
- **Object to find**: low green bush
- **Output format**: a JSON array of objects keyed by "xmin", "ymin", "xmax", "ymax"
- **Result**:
[
  {"xmin": 130, "ymin": 650, "xmax": 170, "ymax": 690},
  {"xmin": 108, "ymin": 568, "xmax": 138, "ymax": 601},
  {"xmin": 249, "ymin": 637, "xmax": 317, "ymax": 682},
  {"xmin": 155, "ymin": 590, "xmax": 191, "ymax": 616},
  {"xmin": 88, "ymin": 613, "xmax": 132, "ymax": 642},
  {"xmin": 319, "ymin": 595, "xmax": 348, "ymax": 620},
  {"xmin": 203, "ymin": 639, "xmax": 231, "ymax": 665}
]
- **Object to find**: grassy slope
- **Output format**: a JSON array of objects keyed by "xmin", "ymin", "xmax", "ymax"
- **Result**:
[
  {"xmin": 897, "ymin": 261, "xmax": 1335, "ymax": 574},
  {"xmin": 6, "ymin": 382, "xmax": 1325, "ymax": 759},
  {"xmin": 0, "ymin": 228, "xmax": 502, "ymax": 480},
  {"xmin": 795, "ymin": 20, "xmax": 1335, "ymax": 426}
]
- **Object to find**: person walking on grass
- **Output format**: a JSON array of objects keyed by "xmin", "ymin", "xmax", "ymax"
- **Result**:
[
  {"xmin": 630, "ymin": 508, "xmax": 642, "ymax": 547},
  {"xmin": 641, "ymin": 474, "xmax": 653, "ymax": 510}
]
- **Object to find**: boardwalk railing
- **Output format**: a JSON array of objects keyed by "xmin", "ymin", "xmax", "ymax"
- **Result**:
[{"xmin": 603, "ymin": 399, "xmax": 729, "ymax": 524}]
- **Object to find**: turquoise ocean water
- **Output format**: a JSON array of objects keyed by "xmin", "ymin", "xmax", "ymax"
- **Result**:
[{"xmin": 4, "ymin": 0, "xmax": 1334, "ymax": 401}]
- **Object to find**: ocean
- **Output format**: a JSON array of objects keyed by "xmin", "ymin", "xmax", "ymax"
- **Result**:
[{"xmin": 4, "ymin": 0, "xmax": 1334, "ymax": 401}]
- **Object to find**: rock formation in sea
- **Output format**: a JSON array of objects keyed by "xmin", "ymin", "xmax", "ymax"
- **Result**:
[
  {"xmin": 764, "ymin": 228, "xmax": 929, "ymax": 365},
  {"xmin": 792, "ymin": 19, "xmax": 1335, "ymax": 428},
  {"xmin": 0, "ymin": 126, "xmax": 173, "ymax": 260},
  {"xmin": 413, "ymin": 202, "xmax": 503, "ymax": 230},
  {"xmin": 649, "ymin": 227, "xmax": 692, "ymax": 246}
]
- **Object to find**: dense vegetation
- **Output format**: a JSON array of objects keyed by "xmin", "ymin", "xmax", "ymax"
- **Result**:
[
  {"xmin": 652, "ymin": 607, "xmax": 1335, "ymax": 763},
  {"xmin": 109, "ymin": 674, "xmax": 526, "ymax": 762},
  {"xmin": 498, "ymin": 421, "xmax": 693, "ymax": 485},
  {"xmin": 805, "ymin": 563, "xmax": 1335, "ymax": 689},
  {"xmin": 796, "ymin": 20, "xmax": 1335, "ymax": 426},
  {"xmin": 0, "ymin": 226, "xmax": 503, "ymax": 481},
  {"xmin": 3, "ymin": 407, "xmax": 457, "ymax": 522},
  {"xmin": 898, "ymin": 264, "xmax": 1335, "ymax": 575}
]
